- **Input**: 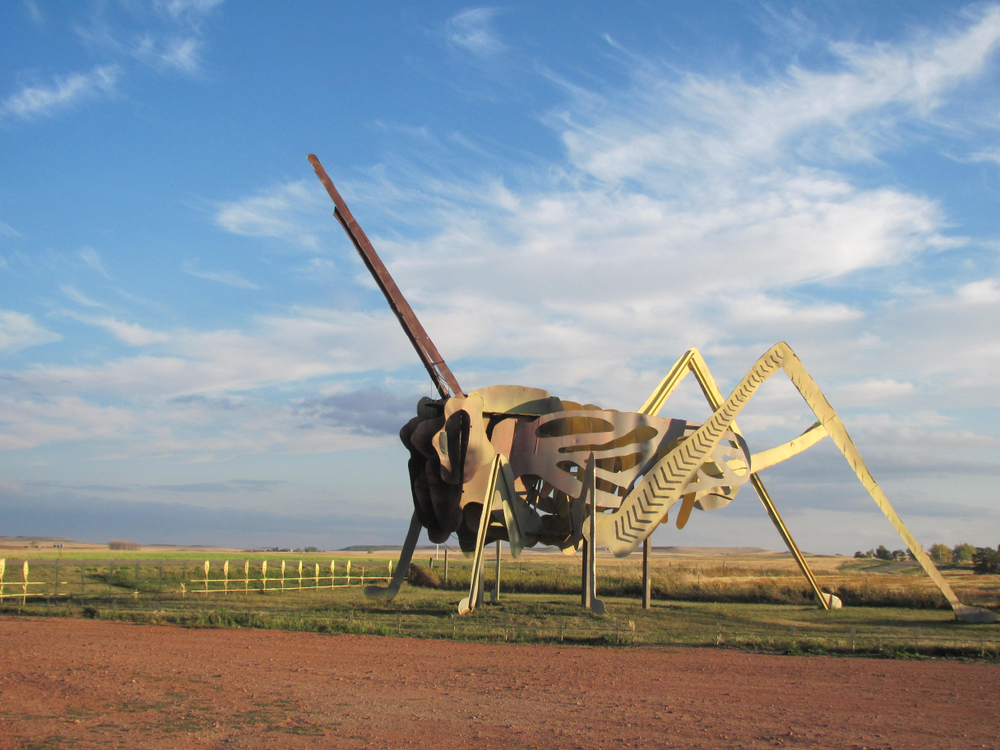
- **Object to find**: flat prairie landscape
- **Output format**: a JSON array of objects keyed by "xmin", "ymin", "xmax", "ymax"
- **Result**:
[{"xmin": 1, "ymin": 616, "xmax": 998, "ymax": 749}]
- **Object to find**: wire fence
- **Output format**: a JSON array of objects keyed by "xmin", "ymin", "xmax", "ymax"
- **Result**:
[
  {"xmin": 184, "ymin": 559, "xmax": 390, "ymax": 595},
  {"xmin": 0, "ymin": 559, "xmax": 46, "ymax": 604},
  {"xmin": 0, "ymin": 557, "xmax": 391, "ymax": 600}
]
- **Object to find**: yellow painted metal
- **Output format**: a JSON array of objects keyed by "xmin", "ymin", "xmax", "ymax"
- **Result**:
[
  {"xmin": 675, "ymin": 493, "xmax": 697, "ymax": 530},
  {"xmin": 629, "ymin": 342, "xmax": 993, "ymax": 622},
  {"xmin": 773, "ymin": 344, "xmax": 994, "ymax": 622},
  {"xmin": 494, "ymin": 454, "xmax": 540, "ymax": 559},
  {"xmin": 459, "ymin": 455, "xmax": 503, "ymax": 615},
  {"xmin": 363, "ymin": 513, "xmax": 422, "ymax": 601},
  {"xmin": 637, "ymin": 346, "xmax": 831, "ymax": 609},
  {"xmin": 750, "ymin": 422, "xmax": 828, "ymax": 473},
  {"xmin": 580, "ymin": 453, "xmax": 606, "ymax": 615}
]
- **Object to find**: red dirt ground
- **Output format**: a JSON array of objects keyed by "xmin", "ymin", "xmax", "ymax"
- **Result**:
[{"xmin": 1, "ymin": 616, "xmax": 997, "ymax": 749}]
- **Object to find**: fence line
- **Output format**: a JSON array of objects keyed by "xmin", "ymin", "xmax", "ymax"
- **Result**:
[
  {"xmin": 184, "ymin": 559, "xmax": 391, "ymax": 595},
  {"xmin": 0, "ymin": 560, "xmax": 49, "ymax": 603},
  {"xmin": 0, "ymin": 557, "xmax": 392, "ymax": 600}
]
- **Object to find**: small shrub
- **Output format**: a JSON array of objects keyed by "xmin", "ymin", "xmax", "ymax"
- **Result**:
[
  {"xmin": 108, "ymin": 540, "xmax": 140, "ymax": 551},
  {"xmin": 973, "ymin": 547, "xmax": 1000, "ymax": 575},
  {"xmin": 407, "ymin": 563, "xmax": 441, "ymax": 588}
]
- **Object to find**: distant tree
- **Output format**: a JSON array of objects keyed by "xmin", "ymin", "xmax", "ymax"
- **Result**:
[
  {"xmin": 304, "ymin": 546, "xmax": 319, "ymax": 553},
  {"xmin": 972, "ymin": 547, "xmax": 1000, "ymax": 575},
  {"xmin": 875, "ymin": 544, "xmax": 892, "ymax": 561},
  {"xmin": 952, "ymin": 542, "xmax": 975, "ymax": 564},
  {"xmin": 891, "ymin": 549, "xmax": 908, "ymax": 561},
  {"xmin": 928, "ymin": 543, "xmax": 952, "ymax": 564},
  {"xmin": 854, "ymin": 551, "xmax": 863, "ymax": 558}
]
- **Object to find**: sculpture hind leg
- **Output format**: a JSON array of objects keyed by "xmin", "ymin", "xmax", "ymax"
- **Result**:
[
  {"xmin": 625, "ymin": 342, "xmax": 993, "ymax": 623},
  {"xmin": 775, "ymin": 345, "xmax": 996, "ymax": 623},
  {"xmin": 637, "ymin": 347, "xmax": 835, "ymax": 610}
]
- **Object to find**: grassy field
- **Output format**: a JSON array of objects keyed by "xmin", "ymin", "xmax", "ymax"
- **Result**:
[{"xmin": 2, "ymin": 543, "xmax": 998, "ymax": 660}]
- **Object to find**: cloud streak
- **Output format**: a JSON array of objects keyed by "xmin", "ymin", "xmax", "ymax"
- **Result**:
[
  {"xmin": 555, "ymin": 6, "xmax": 1000, "ymax": 179},
  {"xmin": 445, "ymin": 8, "xmax": 505, "ymax": 58},
  {"xmin": 59, "ymin": 310, "xmax": 168, "ymax": 346},
  {"xmin": 182, "ymin": 260, "xmax": 261, "ymax": 289},
  {"xmin": 78, "ymin": 247, "xmax": 111, "ymax": 278},
  {"xmin": 0, "ymin": 65, "xmax": 120, "ymax": 121},
  {"xmin": 213, "ymin": 181, "xmax": 327, "ymax": 251},
  {"xmin": 0, "ymin": 220, "xmax": 22, "ymax": 238},
  {"xmin": 0, "ymin": 309, "xmax": 61, "ymax": 352}
]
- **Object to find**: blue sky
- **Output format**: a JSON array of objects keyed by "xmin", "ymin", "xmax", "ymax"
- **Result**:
[{"xmin": 1, "ymin": 1, "xmax": 998, "ymax": 553}]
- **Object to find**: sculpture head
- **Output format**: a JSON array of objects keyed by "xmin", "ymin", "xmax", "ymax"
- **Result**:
[{"xmin": 399, "ymin": 393, "xmax": 495, "ymax": 543}]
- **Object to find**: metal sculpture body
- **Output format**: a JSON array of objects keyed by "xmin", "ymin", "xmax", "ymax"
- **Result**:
[{"xmin": 308, "ymin": 154, "xmax": 995, "ymax": 623}]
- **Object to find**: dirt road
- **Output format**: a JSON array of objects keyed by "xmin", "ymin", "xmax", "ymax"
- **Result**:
[{"xmin": 1, "ymin": 617, "xmax": 996, "ymax": 748}]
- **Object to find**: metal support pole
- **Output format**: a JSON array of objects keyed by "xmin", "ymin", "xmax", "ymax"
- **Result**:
[
  {"xmin": 444, "ymin": 548, "xmax": 449, "ymax": 585},
  {"xmin": 490, "ymin": 540, "xmax": 501, "ymax": 603},
  {"xmin": 584, "ymin": 458, "xmax": 606, "ymax": 615},
  {"xmin": 476, "ymin": 555, "xmax": 485, "ymax": 608},
  {"xmin": 581, "ymin": 541, "xmax": 590, "ymax": 607},
  {"xmin": 642, "ymin": 537, "xmax": 651, "ymax": 610}
]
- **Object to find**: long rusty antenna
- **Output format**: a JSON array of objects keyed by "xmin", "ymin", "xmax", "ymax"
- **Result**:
[{"xmin": 308, "ymin": 154, "xmax": 463, "ymax": 399}]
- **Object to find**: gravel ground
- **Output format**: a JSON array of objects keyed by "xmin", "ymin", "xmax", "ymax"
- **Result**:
[{"xmin": 1, "ymin": 616, "xmax": 997, "ymax": 749}]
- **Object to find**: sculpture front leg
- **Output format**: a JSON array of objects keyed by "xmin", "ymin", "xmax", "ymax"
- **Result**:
[{"xmin": 364, "ymin": 513, "xmax": 422, "ymax": 601}]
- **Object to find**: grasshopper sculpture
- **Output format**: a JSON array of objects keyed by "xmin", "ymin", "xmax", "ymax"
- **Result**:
[{"xmin": 308, "ymin": 154, "xmax": 995, "ymax": 623}]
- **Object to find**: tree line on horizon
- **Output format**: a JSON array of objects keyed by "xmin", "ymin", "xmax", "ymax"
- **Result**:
[{"xmin": 854, "ymin": 543, "xmax": 1000, "ymax": 574}]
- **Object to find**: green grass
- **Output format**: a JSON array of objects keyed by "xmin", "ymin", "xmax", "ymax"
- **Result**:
[{"xmin": 3, "ymin": 552, "xmax": 998, "ymax": 660}]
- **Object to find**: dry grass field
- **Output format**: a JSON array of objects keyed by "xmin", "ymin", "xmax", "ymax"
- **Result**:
[{"xmin": 2, "ymin": 537, "xmax": 998, "ymax": 660}]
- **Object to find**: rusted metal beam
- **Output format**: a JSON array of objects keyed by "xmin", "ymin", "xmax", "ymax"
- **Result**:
[{"xmin": 308, "ymin": 154, "xmax": 463, "ymax": 399}]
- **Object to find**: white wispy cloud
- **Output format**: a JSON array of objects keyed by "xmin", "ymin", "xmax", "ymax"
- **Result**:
[
  {"xmin": 0, "ymin": 309, "xmax": 61, "ymax": 352},
  {"xmin": 70, "ymin": 0, "xmax": 221, "ymax": 79},
  {"xmin": 60, "ymin": 310, "xmax": 168, "ymax": 346},
  {"xmin": 59, "ymin": 285, "xmax": 108, "ymax": 309},
  {"xmin": 0, "ymin": 395, "xmax": 139, "ymax": 450},
  {"xmin": 554, "ymin": 6, "xmax": 1000, "ymax": 179},
  {"xmin": 23, "ymin": 0, "xmax": 44, "ymax": 26},
  {"xmin": 154, "ymin": 0, "xmax": 224, "ymax": 26},
  {"xmin": 182, "ymin": 260, "xmax": 260, "ymax": 289},
  {"xmin": 78, "ymin": 247, "xmax": 111, "ymax": 278},
  {"xmin": 0, "ymin": 220, "xmax": 22, "ymax": 238},
  {"xmin": 132, "ymin": 34, "xmax": 204, "ymax": 75},
  {"xmin": 213, "ymin": 180, "xmax": 326, "ymax": 251},
  {"xmin": 0, "ymin": 65, "xmax": 120, "ymax": 121},
  {"xmin": 968, "ymin": 147, "xmax": 1000, "ymax": 165},
  {"xmin": 445, "ymin": 8, "xmax": 505, "ymax": 58},
  {"xmin": 831, "ymin": 379, "xmax": 918, "ymax": 407},
  {"xmin": 957, "ymin": 277, "xmax": 1000, "ymax": 304}
]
